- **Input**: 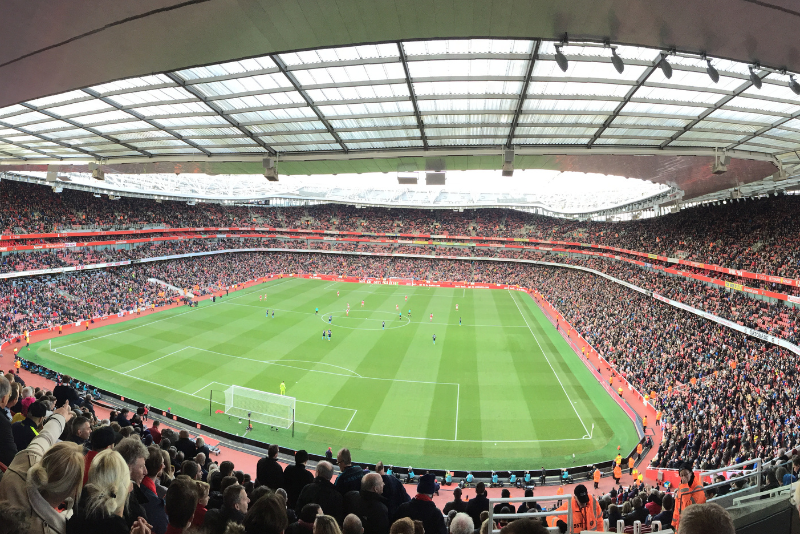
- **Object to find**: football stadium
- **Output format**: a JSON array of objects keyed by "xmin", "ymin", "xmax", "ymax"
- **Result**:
[{"xmin": 0, "ymin": 2, "xmax": 799, "ymax": 533}]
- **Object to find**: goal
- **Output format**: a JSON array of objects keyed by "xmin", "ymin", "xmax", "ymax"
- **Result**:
[{"xmin": 223, "ymin": 385, "xmax": 295, "ymax": 431}]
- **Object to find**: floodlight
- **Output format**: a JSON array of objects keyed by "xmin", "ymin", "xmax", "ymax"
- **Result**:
[
  {"xmin": 658, "ymin": 56, "xmax": 672, "ymax": 79},
  {"xmin": 610, "ymin": 47, "xmax": 625, "ymax": 74},
  {"xmin": 554, "ymin": 45, "xmax": 568, "ymax": 72},
  {"xmin": 706, "ymin": 59, "xmax": 719, "ymax": 83},
  {"xmin": 749, "ymin": 66, "xmax": 762, "ymax": 89},
  {"xmin": 789, "ymin": 75, "xmax": 800, "ymax": 96}
]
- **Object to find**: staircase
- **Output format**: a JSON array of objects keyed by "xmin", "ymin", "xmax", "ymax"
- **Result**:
[{"xmin": 148, "ymin": 278, "xmax": 192, "ymax": 297}]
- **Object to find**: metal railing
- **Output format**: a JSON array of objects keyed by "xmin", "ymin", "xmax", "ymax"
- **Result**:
[{"xmin": 488, "ymin": 495, "xmax": 571, "ymax": 533}]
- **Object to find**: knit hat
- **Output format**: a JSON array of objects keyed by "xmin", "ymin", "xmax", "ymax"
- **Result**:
[{"xmin": 417, "ymin": 473, "xmax": 437, "ymax": 495}]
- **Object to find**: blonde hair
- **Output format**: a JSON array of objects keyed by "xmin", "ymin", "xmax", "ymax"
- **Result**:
[
  {"xmin": 82, "ymin": 450, "xmax": 130, "ymax": 517},
  {"xmin": 195, "ymin": 480, "xmax": 210, "ymax": 499},
  {"xmin": 27, "ymin": 442, "xmax": 84, "ymax": 504},
  {"xmin": 314, "ymin": 515, "xmax": 342, "ymax": 534}
]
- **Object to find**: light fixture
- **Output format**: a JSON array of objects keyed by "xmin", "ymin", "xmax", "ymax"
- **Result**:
[
  {"xmin": 705, "ymin": 57, "xmax": 719, "ymax": 84},
  {"xmin": 789, "ymin": 75, "xmax": 800, "ymax": 96},
  {"xmin": 658, "ymin": 54, "xmax": 672, "ymax": 79},
  {"xmin": 749, "ymin": 66, "xmax": 762, "ymax": 89},
  {"xmin": 554, "ymin": 34, "xmax": 569, "ymax": 72},
  {"xmin": 610, "ymin": 47, "xmax": 625, "ymax": 74}
]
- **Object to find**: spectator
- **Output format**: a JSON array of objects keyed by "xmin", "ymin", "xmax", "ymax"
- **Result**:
[
  {"xmin": 67, "ymin": 449, "xmax": 149, "ymax": 534},
  {"xmin": 182, "ymin": 460, "xmax": 201, "ymax": 480},
  {"xmin": 334, "ymin": 448, "xmax": 364, "ymax": 495},
  {"xmin": 195, "ymin": 436, "xmax": 211, "ymax": 460},
  {"xmin": 84, "ymin": 425, "xmax": 117, "ymax": 485},
  {"xmin": 375, "ymin": 462, "xmax": 409, "ymax": 518},
  {"xmin": 676, "ymin": 502, "xmax": 735, "ymax": 534},
  {"xmin": 623, "ymin": 497, "xmax": 647, "ymax": 526},
  {"xmin": 342, "ymin": 514, "xmax": 364, "ymax": 534},
  {"xmin": 443, "ymin": 487, "xmax": 467, "ymax": 515},
  {"xmin": 498, "ymin": 518, "xmax": 548, "ymax": 534},
  {"xmin": 143, "ymin": 445, "xmax": 169, "ymax": 532},
  {"xmin": 256, "ymin": 443, "xmax": 285, "ymax": 490},
  {"xmin": 150, "ymin": 420, "xmax": 162, "ymax": 444},
  {"xmin": 493, "ymin": 489, "xmax": 513, "ymax": 514},
  {"xmin": 0, "ymin": 375, "xmax": 18, "ymax": 466},
  {"xmin": 343, "ymin": 473, "xmax": 390, "ymax": 534},
  {"xmin": 314, "ymin": 515, "xmax": 343, "ymax": 534},
  {"xmin": 0, "ymin": 401, "xmax": 82, "ymax": 534},
  {"xmin": 517, "ymin": 489, "xmax": 540, "ymax": 514},
  {"xmin": 649, "ymin": 494, "xmax": 674, "ymax": 530},
  {"xmin": 465, "ymin": 482, "xmax": 490, "ymax": 528},
  {"xmin": 67, "ymin": 415, "xmax": 91, "ymax": 447},
  {"xmin": 192, "ymin": 480, "xmax": 211, "ymax": 529},
  {"xmin": 449, "ymin": 513, "xmax": 474, "ymax": 534},
  {"xmin": 284, "ymin": 449, "xmax": 314, "ymax": 509},
  {"xmin": 394, "ymin": 474, "xmax": 446, "ymax": 534},
  {"xmin": 389, "ymin": 518, "xmax": 414, "ymax": 534},
  {"xmin": 10, "ymin": 399, "xmax": 46, "ymax": 451},
  {"xmin": 117, "ymin": 436, "xmax": 167, "ymax": 532},
  {"xmin": 163, "ymin": 477, "xmax": 199, "ymax": 534},
  {"xmin": 116, "ymin": 409, "xmax": 132, "ymax": 428},
  {"xmin": 53, "ymin": 375, "xmax": 82, "ymax": 408},
  {"xmin": 229, "ymin": 492, "xmax": 288, "ymax": 534},
  {"xmin": 287, "ymin": 503, "xmax": 323, "ymax": 534},
  {"xmin": 210, "ymin": 460, "xmax": 236, "ymax": 492},
  {"xmin": 297, "ymin": 461, "xmax": 344, "ymax": 525},
  {"xmin": 0, "ymin": 501, "xmax": 32, "ymax": 534},
  {"xmin": 204, "ymin": 483, "xmax": 250, "ymax": 534},
  {"xmin": 174, "ymin": 430, "xmax": 195, "ymax": 459}
]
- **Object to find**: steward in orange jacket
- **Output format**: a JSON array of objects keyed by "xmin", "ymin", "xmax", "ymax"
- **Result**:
[
  {"xmin": 673, "ymin": 463, "xmax": 707, "ymax": 532},
  {"xmin": 550, "ymin": 484, "xmax": 603, "ymax": 533}
]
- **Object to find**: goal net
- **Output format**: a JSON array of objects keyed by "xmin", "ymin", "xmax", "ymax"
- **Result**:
[{"xmin": 223, "ymin": 385, "xmax": 295, "ymax": 429}]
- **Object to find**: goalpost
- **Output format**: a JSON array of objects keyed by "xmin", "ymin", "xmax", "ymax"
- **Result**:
[{"xmin": 223, "ymin": 385, "xmax": 295, "ymax": 434}]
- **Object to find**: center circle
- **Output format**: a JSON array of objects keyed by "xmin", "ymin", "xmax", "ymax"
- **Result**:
[{"xmin": 320, "ymin": 309, "xmax": 411, "ymax": 330}]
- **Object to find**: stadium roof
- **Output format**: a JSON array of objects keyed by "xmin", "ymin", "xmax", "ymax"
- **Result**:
[{"xmin": 1, "ymin": 2, "xmax": 799, "ymax": 200}]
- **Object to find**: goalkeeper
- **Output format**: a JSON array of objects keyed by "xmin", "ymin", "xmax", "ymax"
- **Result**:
[{"xmin": 280, "ymin": 381, "xmax": 286, "ymax": 396}]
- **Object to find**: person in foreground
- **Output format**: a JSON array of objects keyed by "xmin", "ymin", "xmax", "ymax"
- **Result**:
[
  {"xmin": 676, "ymin": 503, "xmax": 734, "ymax": 534},
  {"xmin": 394, "ymin": 473, "xmax": 446, "ymax": 534},
  {"xmin": 0, "ymin": 400, "xmax": 84, "ymax": 534},
  {"xmin": 550, "ymin": 484, "xmax": 602, "ymax": 533},
  {"xmin": 67, "ymin": 449, "xmax": 152, "ymax": 534},
  {"xmin": 673, "ymin": 463, "xmax": 706, "ymax": 532}
]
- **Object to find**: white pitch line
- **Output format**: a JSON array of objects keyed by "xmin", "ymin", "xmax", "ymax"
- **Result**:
[
  {"xmin": 191, "ymin": 381, "xmax": 228, "ymax": 396},
  {"xmin": 455, "ymin": 383, "xmax": 460, "ymax": 441},
  {"xmin": 187, "ymin": 346, "xmax": 457, "ymax": 386},
  {"xmin": 344, "ymin": 410, "xmax": 357, "ymax": 431},
  {"xmin": 225, "ymin": 279, "xmax": 291, "ymax": 302},
  {"xmin": 52, "ymin": 308, "xmax": 197, "ymax": 351},
  {"xmin": 125, "ymin": 347, "xmax": 189, "ymax": 373},
  {"xmin": 48, "ymin": 345, "xmax": 588, "ymax": 443},
  {"xmin": 508, "ymin": 290, "xmax": 591, "ymax": 438}
]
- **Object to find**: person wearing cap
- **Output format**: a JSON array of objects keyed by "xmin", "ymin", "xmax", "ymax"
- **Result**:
[
  {"xmin": 673, "ymin": 462, "xmax": 706, "ymax": 532},
  {"xmin": 549, "ymin": 484, "xmax": 602, "ymax": 533},
  {"xmin": 394, "ymin": 473, "xmax": 446, "ymax": 534},
  {"xmin": 10, "ymin": 399, "xmax": 47, "ymax": 450}
]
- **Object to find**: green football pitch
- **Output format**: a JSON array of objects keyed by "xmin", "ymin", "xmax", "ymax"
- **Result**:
[{"xmin": 32, "ymin": 277, "xmax": 638, "ymax": 470}]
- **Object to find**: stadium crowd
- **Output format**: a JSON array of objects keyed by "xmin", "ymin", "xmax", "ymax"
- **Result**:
[
  {"xmin": 2, "ymin": 179, "xmax": 800, "ymax": 282},
  {"xmin": 0, "ymin": 366, "xmax": 752, "ymax": 534}
]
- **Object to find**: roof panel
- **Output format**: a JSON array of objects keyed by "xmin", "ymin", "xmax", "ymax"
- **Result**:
[
  {"xmin": 46, "ymin": 99, "xmax": 115, "ymax": 117},
  {"xmin": 610, "ymin": 115, "xmax": 691, "ymax": 128},
  {"xmin": 318, "ymin": 101, "xmax": 414, "ymax": 116},
  {"xmin": 427, "ymin": 126, "xmax": 511, "ymax": 137},
  {"xmin": 153, "ymin": 115, "xmax": 231, "ymax": 128},
  {"xmin": 726, "ymin": 95, "xmax": 800, "ymax": 115},
  {"xmin": 105, "ymin": 86, "xmax": 198, "ymax": 107},
  {"xmin": 134, "ymin": 102, "xmax": 217, "ymax": 117},
  {"xmin": 280, "ymin": 43, "xmax": 400, "ymax": 66},
  {"xmin": 247, "ymin": 121, "xmax": 328, "ymax": 133},
  {"xmin": 527, "ymin": 81, "xmax": 630, "ymax": 98},
  {"xmin": 89, "ymin": 74, "xmax": 175, "ymax": 95},
  {"xmin": 707, "ymin": 108, "xmax": 776, "ymax": 124},
  {"xmin": 647, "ymin": 67, "xmax": 744, "ymax": 92},
  {"xmin": 418, "ymin": 99, "xmax": 516, "ymax": 112},
  {"xmin": 193, "ymin": 73, "xmax": 292, "ymax": 98},
  {"xmin": 338, "ymin": 129, "xmax": 419, "ymax": 140},
  {"xmin": 523, "ymin": 99, "xmax": 619, "ymax": 112},
  {"xmin": 538, "ymin": 42, "xmax": 661, "ymax": 62},
  {"xmin": 2, "ymin": 111, "xmax": 49, "ymax": 126},
  {"xmin": 603, "ymin": 127, "xmax": 678, "ymax": 137},
  {"xmin": 423, "ymin": 113, "xmax": 514, "ymax": 124},
  {"xmin": 592, "ymin": 137, "xmax": 663, "ymax": 146},
  {"xmin": 634, "ymin": 86, "xmax": 720, "ymax": 105},
  {"xmin": 620, "ymin": 101, "xmax": 706, "ymax": 117},
  {"xmin": 427, "ymin": 137, "xmax": 507, "ymax": 146},
  {"xmin": 23, "ymin": 119, "xmax": 74, "ymax": 133},
  {"xmin": 403, "ymin": 39, "xmax": 534, "ymax": 56},
  {"xmin": 515, "ymin": 126, "xmax": 597, "ymax": 137},
  {"xmin": 533, "ymin": 59, "xmax": 648, "ymax": 82},
  {"xmin": 408, "ymin": 59, "xmax": 529, "ymax": 79},
  {"xmin": 328, "ymin": 116, "xmax": 418, "ymax": 129},
  {"xmin": 229, "ymin": 108, "xmax": 318, "ymax": 123},
  {"xmin": 518, "ymin": 113, "xmax": 608, "ymax": 125},
  {"xmin": 92, "ymin": 121, "xmax": 158, "ymax": 134},
  {"xmin": 514, "ymin": 137, "xmax": 593, "ymax": 145},
  {"xmin": 345, "ymin": 140, "xmax": 424, "ymax": 149},
  {"xmin": 692, "ymin": 120, "xmax": 762, "ymax": 133},
  {"xmin": 292, "ymin": 62, "xmax": 406, "ymax": 86},
  {"xmin": 71, "ymin": 110, "xmax": 135, "ymax": 125},
  {"xmin": 175, "ymin": 57, "xmax": 277, "ymax": 81},
  {"xmin": 415, "ymin": 80, "xmax": 523, "ymax": 96}
]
